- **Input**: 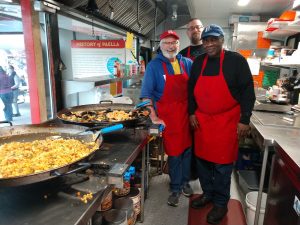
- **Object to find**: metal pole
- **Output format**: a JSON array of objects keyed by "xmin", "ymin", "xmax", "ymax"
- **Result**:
[
  {"xmin": 140, "ymin": 143, "xmax": 146, "ymax": 222},
  {"xmin": 254, "ymin": 144, "xmax": 269, "ymax": 225}
]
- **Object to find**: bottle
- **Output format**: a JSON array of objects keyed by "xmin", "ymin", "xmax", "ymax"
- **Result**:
[
  {"xmin": 140, "ymin": 60, "xmax": 145, "ymax": 74},
  {"xmin": 131, "ymin": 63, "xmax": 137, "ymax": 75}
]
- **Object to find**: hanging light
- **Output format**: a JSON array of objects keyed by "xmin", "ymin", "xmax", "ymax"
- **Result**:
[
  {"xmin": 109, "ymin": 5, "xmax": 114, "ymax": 19},
  {"xmin": 171, "ymin": 4, "xmax": 177, "ymax": 21},
  {"xmin": 86, "ymin": 0, "xmax": 99, "ymax": 12},
  {"xmin": 136, "ymin": 0, "xmax": 142, "ymax": 33},
  {"xmin": 137, "ymin": 22, "xmax": 142, "ymax": 33},
  {"xmin": 237, "ymin": 0, "xmax": 250, "ymax": 7}
]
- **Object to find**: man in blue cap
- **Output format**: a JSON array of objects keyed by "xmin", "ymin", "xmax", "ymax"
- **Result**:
[{"xmin": 188, "ymin": 24, "xmax": 255, "ymax": 224}]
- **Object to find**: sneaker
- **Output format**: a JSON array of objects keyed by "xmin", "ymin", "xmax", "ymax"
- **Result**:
[
  {"xmin": 167, "ymin": 192, "xmax": 180, "ymax": 207},
  {"xmin": 206, "ymin": 205, "xmax": 228, "ymax": 224},
  {"xmin": 182, "ymin": 183, "xmax": 193, "ymax": 197},
  {"xmin": 191, "ymin": 195, "xmax": 212, "ymax": 209},
  {"xmin": 13, "ymin": 113, "xmax": 21, "ymax": 117}
]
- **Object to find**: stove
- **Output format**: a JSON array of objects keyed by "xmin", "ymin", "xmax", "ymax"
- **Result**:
[{"xmin": 0, "ymin": 128, "xmax": 149, "ymax": 225}]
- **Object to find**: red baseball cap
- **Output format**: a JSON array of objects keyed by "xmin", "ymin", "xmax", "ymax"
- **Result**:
[{"xmin": 160, "ymin": 30, "xmax": 180, "ymax": 40}]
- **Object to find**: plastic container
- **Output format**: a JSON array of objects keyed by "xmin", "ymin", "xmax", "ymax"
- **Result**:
[{"xmin": 245, "ymin": 191, "xmax": 267, "ymax": 225}]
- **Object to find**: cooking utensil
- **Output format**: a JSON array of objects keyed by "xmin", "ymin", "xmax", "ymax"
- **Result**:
[
  {"xmin": 0, "ymin": 123, "xmax": 123, "ymax": 187},
  {"xmin": 131, "ymin": 100, "xmax": 150, "ymax": 112}
]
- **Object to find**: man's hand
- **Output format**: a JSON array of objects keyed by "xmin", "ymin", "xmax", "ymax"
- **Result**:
[
  {"xmin": 189, "ymin": 115, "xmax": 199, "ymax": 129},
  {"xmin": 237, "ymin": 123, "xmax": 250, "ymax": 139},
  {"xmin": 151, "ymin": 116, "xmax": 166, "ymax": 127}
]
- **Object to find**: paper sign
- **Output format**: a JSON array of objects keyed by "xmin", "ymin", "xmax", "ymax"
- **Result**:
[
  {"xmin": 71, "ymin": 40, "xmax": 125, "ymax": 78},
  {"xmin": 125, "ymin": 32, "xmax": 134, "ymax": 49},
  {"xmin": 247, "ymin": 57, "xmax": 261, "ymax": 75}
]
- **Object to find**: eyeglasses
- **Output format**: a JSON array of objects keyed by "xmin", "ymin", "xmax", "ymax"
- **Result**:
[
  {"xmin": 187, "ymin": 25, "xmax": 203, "ymax": 31},
  {"xmin": 161, "ymin": 40, "xmax": 179, "ymax": 46}
]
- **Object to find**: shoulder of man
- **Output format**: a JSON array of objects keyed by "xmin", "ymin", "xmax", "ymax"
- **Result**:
[
  {"xmin": 179, "ymin": 46, "xmax": 189, "ymax": 56},
  {"xmin": 178, "ymin": 54, "xmax": 191, "ymax": 62},
  {"xmin": 224, "ymin": 50, "xmax": 245, "ymax": 60}
]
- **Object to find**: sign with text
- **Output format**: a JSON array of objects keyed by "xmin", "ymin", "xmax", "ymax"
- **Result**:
[{"xmin": 71, "ymin": 40, "xmax": 125, "ymax": 79}]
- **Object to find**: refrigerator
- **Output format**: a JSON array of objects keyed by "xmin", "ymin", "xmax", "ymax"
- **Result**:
[{"xmin": 231, "ymin": 22, "xmax": 269, "ymax": 58}]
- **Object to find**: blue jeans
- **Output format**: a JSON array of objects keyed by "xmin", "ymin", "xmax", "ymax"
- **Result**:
[
  {"xmin": 0, "ymin": 92, "xmax": 13, "ymax": 121},
  {"xmin": 168, "ymin": 147, "xmax": 192, "ymax": 193},
  {"xmin": 12, "ymin": 88, "xmax": 20, "ymax": 114},
  {"xmin": 196, "ymin": 157, "xmax": 233, "ymax": 207}
]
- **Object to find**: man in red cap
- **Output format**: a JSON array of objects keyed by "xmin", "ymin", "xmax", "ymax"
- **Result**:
[{"xmin": 140, "ymin": 30, "xmax": 193, "ymax": 207}]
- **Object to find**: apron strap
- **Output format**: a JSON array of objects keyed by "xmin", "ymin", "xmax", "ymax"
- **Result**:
[
  {"xmin": 219, "ymin": 49, "xmax": 225, "ymax": 75},
  {"xmin": 162, "ymin": 62, "xmax": 169, "ymax": 76},
  {"xmin": 200, "ymin": 49, "xmax": 225, "ymax": 76},
  {"xmin": 187, "ymin": 46, "xmax": 191, "ymax": 58},
  {"xmin": 162, "ymin": 60, "xmax": 186, "ymax": 75}
]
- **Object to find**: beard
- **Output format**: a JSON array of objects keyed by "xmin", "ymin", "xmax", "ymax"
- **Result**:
[
  {"xmin": 191, "ymin": 33, "xmax": 201, "ymax": 45},
  {"xmin": 161, "ymin": 49, "xmax": 179, "ymax": 59}
]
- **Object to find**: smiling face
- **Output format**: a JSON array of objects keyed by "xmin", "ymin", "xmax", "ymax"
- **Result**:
[
  {"xmin": 202, "ymin": 36, "xmax": 224, "ymax": 57},
  {"xmin": 187, "ymin": 19, "xmax": 203, "ymax": 45},
  {"xmin": 160, "ymin": 36, "xmax": 180, "ymax": 59}
]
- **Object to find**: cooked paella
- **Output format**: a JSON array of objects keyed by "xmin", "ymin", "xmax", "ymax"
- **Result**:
[
  {"xmin": 0, "ymin": 139, "xmax": 98, "ymax": 179},
  {"xmin": 60, "ymin": 109, "xmax": 149, "ymax": 123}
]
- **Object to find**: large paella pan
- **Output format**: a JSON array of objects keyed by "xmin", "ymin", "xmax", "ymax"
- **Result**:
[
  {"xmin": 0, "ymin": 123, "xmax": 123, "ymax": 187},
  {"xmin": 57, "ymin": 101, "xmax": 150, "ymax": 127}
]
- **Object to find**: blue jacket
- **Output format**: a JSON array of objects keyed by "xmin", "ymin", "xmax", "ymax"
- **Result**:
[{"xmin": 140, "ymin": 53, "xmax": 192, "ymax": 102}]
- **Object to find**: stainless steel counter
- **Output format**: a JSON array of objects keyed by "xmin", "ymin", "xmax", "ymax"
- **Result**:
[
  {"xmin": 250, "ymin": 111, "xmax": 300, "ymax": 225},
  {"xmin": 251, "ymin": 111, "xmax": 300, "ymax": 168}
]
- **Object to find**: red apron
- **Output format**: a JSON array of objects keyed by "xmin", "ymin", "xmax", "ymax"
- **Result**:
[
  {"xmin": 187, "ymin": 46, "xmax": 195, "ymax": 61},
  {"xmin": 193, "ymin": 50, "xmax": 240, "ymax": 164},
  {"xmin": 156, "ymin": 61, "xmax": 192, "ymax": 156}
]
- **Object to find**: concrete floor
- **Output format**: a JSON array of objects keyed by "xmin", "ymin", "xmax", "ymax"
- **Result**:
[{"xmin": 138, "ymin": 171, "xmax": 245, "ymax": 225}]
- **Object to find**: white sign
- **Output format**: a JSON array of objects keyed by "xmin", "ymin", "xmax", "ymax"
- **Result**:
[
  {"xmin": 247, "ymin": 57, "xmax": 261, "ymax": 76},
  {"xmin": 71, "ymin": 40, "xmax": 125, "ymax": 79}
]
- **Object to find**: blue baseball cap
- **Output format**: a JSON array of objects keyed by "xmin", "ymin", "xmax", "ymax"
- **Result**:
[{"xmin": 201, "ymin": 24, "xmax": 224, "ymax": 39}]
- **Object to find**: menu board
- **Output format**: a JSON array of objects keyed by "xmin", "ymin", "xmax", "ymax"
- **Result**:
[{"xmin": 71, "ymin": 40, "xmax": 125, "ymax": 79}]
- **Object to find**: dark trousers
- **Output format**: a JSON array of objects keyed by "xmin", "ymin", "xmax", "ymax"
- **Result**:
[
  {"xmin": 168, "ymin": 147, "xmax": 192, "ymax": 193},
  {"xmin": 196, "ymin": 157, "xmax": 233, "ymax": 207}
]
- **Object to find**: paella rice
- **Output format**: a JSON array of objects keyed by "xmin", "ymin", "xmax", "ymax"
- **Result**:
[
  {"xmin": 0, "ymin": 139, "xmax": 98, "ymax": 179},
  {"xmin": 60, "ymin": 109, "xmax": 149, "ymax": 123}
]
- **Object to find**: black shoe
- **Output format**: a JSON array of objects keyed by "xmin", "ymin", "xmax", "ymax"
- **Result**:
[
  {"xmin": 191, "ymin": 195, "xmax": 211, "ymax": 209},
  {"xmin": 206, "ymin": 205, "xmax": 228, "ymax": 224},
  {"xmin": 13, "ymin": 113, "xmax": 21, "ymax": 117}
]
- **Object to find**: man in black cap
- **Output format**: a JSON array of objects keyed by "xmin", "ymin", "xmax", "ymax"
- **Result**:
[
  {"xmin": 179, "ymin": 18, "xmax": 205, "ymax": 61},
  {"xmin": 188, "ymin": 24, "xmax": 255, "ymax": 224}
]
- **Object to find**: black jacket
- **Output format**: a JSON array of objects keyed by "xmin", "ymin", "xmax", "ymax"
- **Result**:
[{"xmin": 188, "ymin": 50, "xmax": 256, "ymax": 125}]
